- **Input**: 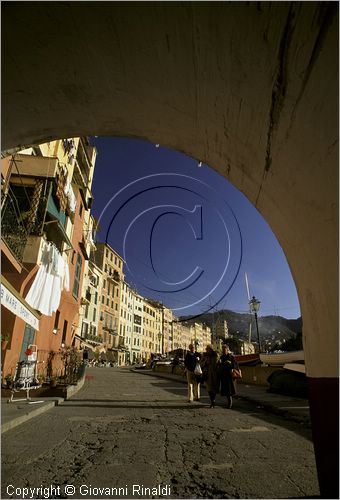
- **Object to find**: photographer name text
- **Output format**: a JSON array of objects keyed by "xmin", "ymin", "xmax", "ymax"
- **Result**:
[{"xmin": 7, "ymin": 483, "xmax": 172, "ymax": 498}]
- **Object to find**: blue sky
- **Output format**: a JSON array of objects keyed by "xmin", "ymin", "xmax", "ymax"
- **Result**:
[{"xmin": 90, "ymin": 136, "xmax": 301, "ymax": 320}]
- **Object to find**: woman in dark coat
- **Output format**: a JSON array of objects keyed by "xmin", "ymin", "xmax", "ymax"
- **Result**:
[
  {"xmin": 219, "ymin": 344, "xmax": 238, "ymax": 408},
  {"xmin": 200, "ymin": 345, "xmax": 220, "ymax": 408}
]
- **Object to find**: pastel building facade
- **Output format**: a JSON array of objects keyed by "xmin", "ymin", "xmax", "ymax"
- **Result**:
[{"xmin": 1, "ymin": 137, "xmax": 97, "ymax": 379}]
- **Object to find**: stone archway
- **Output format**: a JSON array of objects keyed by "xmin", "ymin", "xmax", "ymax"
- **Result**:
[{"xmin": 2, "ymin": 2, "xmax": 338, "ymax": 497}]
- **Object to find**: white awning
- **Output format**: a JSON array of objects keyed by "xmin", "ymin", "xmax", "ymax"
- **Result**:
[{"xmin": 1, "ymin": 277, "xmax": 40, "ymax": 330}]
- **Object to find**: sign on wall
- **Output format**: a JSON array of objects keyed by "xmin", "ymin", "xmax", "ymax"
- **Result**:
[{"xmin": 1, "ymin": 282, "xmax": 40, "ymax": 330}]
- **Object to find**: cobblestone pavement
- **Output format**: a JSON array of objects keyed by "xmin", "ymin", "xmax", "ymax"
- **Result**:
[{"xmin": 1, "ymin": 367, "xmax": 319, "ymax": 499}]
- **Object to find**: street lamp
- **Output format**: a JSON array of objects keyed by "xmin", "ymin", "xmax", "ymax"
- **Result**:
[
  {"xmin": 249, "ymin": 295, "xmax": 261, "ymax": 353},
  {"xmin": 157, "ymin": 331, "xmax": 162, "ymax": 355}
]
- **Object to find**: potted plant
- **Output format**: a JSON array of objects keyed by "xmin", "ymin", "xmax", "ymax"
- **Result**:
[
  {"xmin": 1, "ymin": 333, "xmax": 11, "ymax": 350},
  {"xmin": 49, "ymin": 375, "xmax": 58, "ymax": 387},
  {"xmin": 4, "ymin": 373, "xmax": 14, "ymax": 388}
]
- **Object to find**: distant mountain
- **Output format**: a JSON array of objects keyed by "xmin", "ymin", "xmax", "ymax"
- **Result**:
[{"xmin": 180, "ymin": 309, "xmax": 302, "ymax": 344}]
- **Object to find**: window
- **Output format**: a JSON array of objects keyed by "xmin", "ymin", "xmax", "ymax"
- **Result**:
[
  {"xmin": 115, "ymin": 303, "xmax": 118, "ymax": 311},
  {"xmin": 85, "ymin": 305, "xmax": 89, "ymax": 319},
  {"xmin": 54, "ymin": 310, "xmax": 60, "ymax": 330},
  {"xmin": 79, "ymin": 203, "xmax": 83, "ymax": 217},
  {"xmin": 81, "ymin": 322, "xmax": 88, "ymax": 337},
  {"xmin": 106, "ymin": 249, "xmax": 109, "ymax": 258},
  {"xmin": 102, "ymin": 295, "xmax": 104, "ymax": 304},
  {"xmin": 106, "ymin": 297, "xmax": 109, "ymax": 306},
  {"xmin": 103, "ymin": 279, "xmax": 106, "ymax": 289},
  {"xmin": 72, "ymin": 254, "xmax": 82, "ymax": 298},
  {"xmin": 61, "ymin": 320, "xmax": 68, "ymax": 344},
  {"xmin": 93, "ymin": 308, "xmax": 96, "ymax": 322},
  {"xmin": 94, "ymin": 292, "xmax": 98, "ymax": 305}
]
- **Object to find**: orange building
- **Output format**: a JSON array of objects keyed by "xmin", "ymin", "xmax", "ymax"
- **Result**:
[{"xmin": 1, "ymin": 138, "xmax": 97, "ymax": 381}]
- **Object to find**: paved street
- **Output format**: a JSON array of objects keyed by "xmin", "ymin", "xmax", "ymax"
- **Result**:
[{"xmin": 2, "ymin": 367, "xmax": 319, "ymax": 499}]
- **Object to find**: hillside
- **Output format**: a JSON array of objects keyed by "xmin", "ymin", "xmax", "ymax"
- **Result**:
[{"xmin": 180, "ymin": 310, "xmax": 302, "ymax": 344}]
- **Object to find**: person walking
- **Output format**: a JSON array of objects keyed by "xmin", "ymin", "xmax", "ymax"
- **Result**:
[
  {"xmin": 184, "ymin": 344, "xmax": 201, "ymax": 402},
  {"xmin": 219, "ymin": 344, "xmax": 238, "ymax": 409},
  {"xmin": 200, "ymin": 344, "xmax": 220, "ymax": 408},
  {"xmin": 171, "ymin": 354, "xmax": 180, "ymax": 374}
]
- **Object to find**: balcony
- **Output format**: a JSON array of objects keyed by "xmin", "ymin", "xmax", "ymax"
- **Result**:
[
  {"xmin": 79, "ymin": 236, "xmax": 90, "ymax": 261},
  {"xmin": 107, "ymin": 270, "xmax": 120, "ymax": 283},
  {"xmin": 1, "ymin": 192, "xmax": 28, "ymax": 263},
  {"xmin": 2, "ymin": 178, "xmax": 73, "ymax": 266},
  {"xmin": 89, "ymin": 275, "xmax": 97, "ymax": 287},
  {"xmin": 72, "ymin": 158, "xmax": 89, "ymax": 188},
  {"xmin": 72, "ymin": 139, "xmax": 93, "ymax": 188},
  {"xmin": 102, "ymin": 324, "xmax": 118, "ymax": 335},
  {"xmin": 14, "ymin": 154, "xmax": 60, "ymax": 178},
  {"xmin": 81, "ymin": 288, "xmax": 92, "ymax": 305},
  {"xmin": 84, "ymin": 334, "xmax": 102, "ymax": 346}
]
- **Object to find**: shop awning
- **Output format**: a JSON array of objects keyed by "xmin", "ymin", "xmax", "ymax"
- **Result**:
[{"xmin": 1, "ymin": 276, "xmax": 40, "ymax": 330}]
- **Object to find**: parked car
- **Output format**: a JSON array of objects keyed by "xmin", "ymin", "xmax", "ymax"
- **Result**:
[{"xmin": 133, "ymin": 362, "xmax": 147, "ymax": 370}]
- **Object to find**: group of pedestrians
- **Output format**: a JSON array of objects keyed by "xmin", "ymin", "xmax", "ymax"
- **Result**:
[{"xmin": 184, "ymin": 343, "xmax": 239, "ymax": 409}]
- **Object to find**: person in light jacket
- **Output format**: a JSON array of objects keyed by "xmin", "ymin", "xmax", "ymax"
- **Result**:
[{"xmin": 184, "ymin": 344, "xmax": 201, "ymax": 402}]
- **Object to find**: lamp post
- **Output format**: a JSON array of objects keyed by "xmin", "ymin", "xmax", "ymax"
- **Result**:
[
  {"xmin": 249, "ymin": 295, "xmax": 261, "ymax": 353},
  {"xmin": 157, "ymin": 331, "xmax": 162, "ymax": 355}
]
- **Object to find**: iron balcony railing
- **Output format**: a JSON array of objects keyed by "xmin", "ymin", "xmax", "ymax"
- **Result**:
[
  {"xmin": 2, "ymin": 179, "xmax": 70, "ymax": 264},
  {"xmin": 1, "ymin": 192, "xmax": 28, "ymax": 263}
]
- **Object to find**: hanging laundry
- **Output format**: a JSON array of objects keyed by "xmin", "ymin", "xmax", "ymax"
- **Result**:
[
  {"xmin": 86, "ymin": 229, "xmax": 95, "ymax": 247},
  {"xmin": 25, "ymin": 241, "xmax": 70, "ymax": 316},
  {"xmin": 64, "ymin": 179, "xmax": 77, "ymax": 213}
]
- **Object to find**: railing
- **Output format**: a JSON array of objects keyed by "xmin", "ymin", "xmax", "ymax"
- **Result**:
[
  {"xmin": 107, "ymin": 270, "xmax": 120, "ymax": 282},
  {"xmin": 1, "ymin": 192, "xmax": 28, "ymax": 263},
  {"xmin": 36, "ymin": 348, "xmax": 83, "ymax": 385},
  {"xmin": 73, "ymin": 138, "xmax": 92, "ymax": 187}
]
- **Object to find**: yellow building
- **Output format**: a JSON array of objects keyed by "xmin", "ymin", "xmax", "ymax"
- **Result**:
[
  {"xmin": 132, "ymin": 293, "xmax": 143, "ymax": 363},
  {"xmin": 94, "ymin": 243, "xmax": 124, "ymax": 362},
  {"xmin": 142, "ymin": 299, "xmax": 162, "ymax": 361},
  {"xmin": 214, "ymin": 317, "xmax": 229, "ymax": 340},
  {"xmin": 161, "ymin": 305, "xmax": 174, "ymax": 354},
  {"xmin": 120, "ymin": 281, "xmax": 136, "ymax": 364},
  {"xmin": 177, "ymin": 322, "xmax": 192, "ymax": 354},
  {"xmin": 185, "ymin": 322, "xmax": 212, "ymax": 353}
]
